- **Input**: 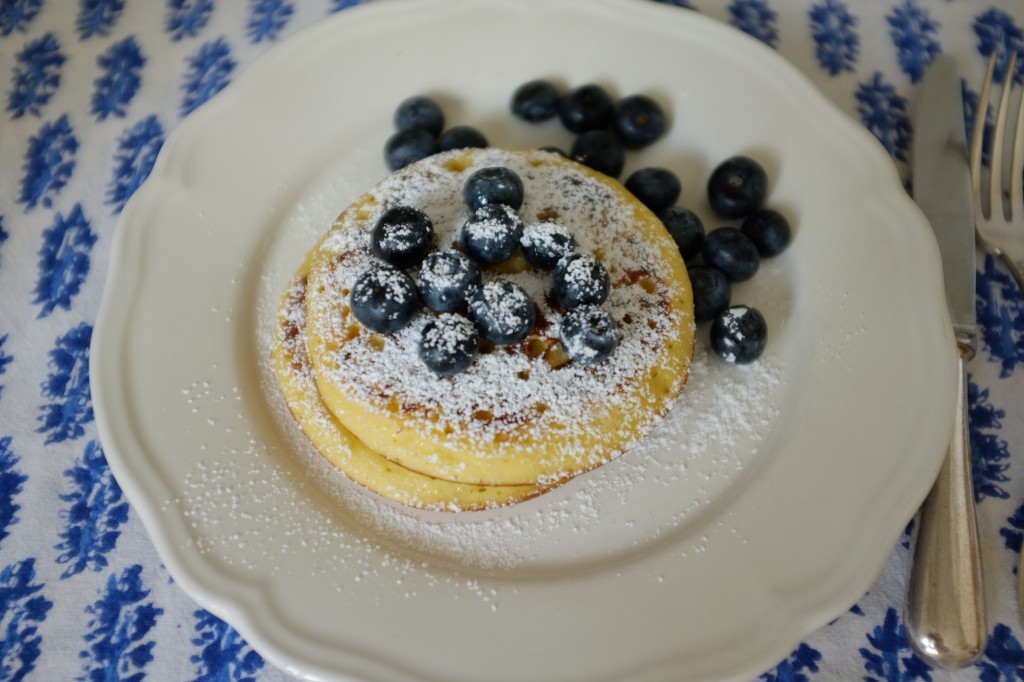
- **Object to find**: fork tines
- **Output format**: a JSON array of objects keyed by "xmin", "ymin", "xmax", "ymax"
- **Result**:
[{"xmin": 971, "ymin": 51, "xmax": 1024, "ymax": 226}]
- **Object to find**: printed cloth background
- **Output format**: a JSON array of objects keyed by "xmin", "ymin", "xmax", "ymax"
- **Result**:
[{"xmin": 0, "ymin": 0, "xmax": 1023, "ymax": 680}]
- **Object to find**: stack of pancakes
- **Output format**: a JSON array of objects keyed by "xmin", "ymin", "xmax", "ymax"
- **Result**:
[{"xmin": 271, "ymin": 148, "xmax": 695, "ymax": 510}]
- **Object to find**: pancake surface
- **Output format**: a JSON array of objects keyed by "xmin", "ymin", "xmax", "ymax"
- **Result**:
[
  {"xmin": 300, "ymin": 148, "xmax": 695, "ymax": 489},
  {"xmin": 270, "ymin": 253, "xmax": 546, "ymax": 511}
]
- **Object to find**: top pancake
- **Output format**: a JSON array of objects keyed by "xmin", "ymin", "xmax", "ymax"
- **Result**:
[
  {"xmin": 303, "ymin": 148, "xmax": 695, "ymax": 486},
  {"xmin": 270, "ymin": 251, "xmax": 546, "ymax": 511}
]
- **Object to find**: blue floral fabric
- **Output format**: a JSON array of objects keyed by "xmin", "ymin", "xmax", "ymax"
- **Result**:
[{"xmin": 0, "ymin": 1, "xmax": 1021, "ymax": 680}]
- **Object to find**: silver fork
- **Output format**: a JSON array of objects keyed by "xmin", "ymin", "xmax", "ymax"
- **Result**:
[
  {"xmin": 969, "ymin": 50, "xmax": 1024, "ymax": 620},
  {"xmin": 971, "ymin": 51, "xmax": 1024, "ymax": 291}
]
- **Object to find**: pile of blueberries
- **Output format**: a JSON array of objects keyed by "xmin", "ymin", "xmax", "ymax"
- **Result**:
[
  {"xmin": 384, "ymin": 96, "xmax": 489, "ymax": 172},
  {"xmin": 384, "ymin": 81, "xmax": 667, "ymax": 177},
  {"xmin": 380, "ymin": 81, "xmax": 793, "ymax": 365},
  {"xmin": 590, "ymin": 151, "xmax": 791, "ymax": 364},
  {"xmin": 507, "ymin": 80, "xmax": 792, "ymax": 364},
  {"xmin": 349, "ymin": 166, "xmax": 618, "ymax": 376},
  {"xmin": 510, "ymin": 80, "xmax": 667, "ymax": 175},
  {"xmin": 692, "ymin": 156, "xmax": 791, "ymax": 364}
]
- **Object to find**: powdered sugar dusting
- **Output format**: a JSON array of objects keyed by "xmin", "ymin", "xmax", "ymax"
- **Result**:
[
  {"xmin": 351, "ymin": 266, "xmax": 416, "ymax": 307},
  {"xmin": 179, "ymin": 147, "xmax": 794, "ymax": 580},
  {"xmin": 422, "ymin": 313, "xmax": 476, "ymax": 353},
  {"xmin": 374, "ymin": 207, "xmax": 432, "ymax": 255},
  {"xmin": 242, "ymin": 315, "xmax": 784, "ymax": 573},
  {"xmin": 354, "ymin": 344, "xmax": 782, "ymax": 571},
  {"xmin": 462, "ymin": 204, "xmax": 521, "ymax": 249},
  {"xmin": 306, "ymin": 149, "xmax": 691, "ymax": 468},
  {"xmin": 420, "ymin": 250, "xmax": 479, "ymax": 298},
  {"xmin": 557, "ymin": 253, "xmax": 609, "ymax": 301},
  {"xmin": 521, "ymin": 221, "xmax": 574, "ymax": 263},
  {"xmin": 467, "ymin": 280, "xmax": 532, "ymax": 338},
  {"xmin": 263, "ymin": 267, "xmax": 782, "ymax": 571}
]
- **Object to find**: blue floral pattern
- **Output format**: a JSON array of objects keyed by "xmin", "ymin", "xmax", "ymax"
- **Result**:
[
  {"xmin": 55, "ymin": 440, "xmax": 129, "ymax": 578},
  {"xmin": 968, "ymin": 379, "xmax": 1011, "ymax": 503},
  {"xmin": 971, "ymin": 9, "xmax": 1024, "ymax": 84},
  {"xmin": 760, "ymin": 643, "xmax": 822, "ymax": 681},
  {"xmin": 166, "ymin": 0, "xmax": 215, "ymax": 41},
  {"xmin": 79, "ymin": 565, "xmax": 162, "ymax": 681},
  {"xmin": 855, "ymin": 71, "xmax": 912, "ymax": 161},
  {"xmin": 0, "ymin": 2, "xmax": 1022, "ymax": 681},
  {"xmin": 37, "ymin": 323, "xmax": 93, "ymax": 444},
  {"xmin": 33, "ymin": 203, "xmax": 96, "ymax": 318},
  {"xmin": 0, "ymin": 216, "xmax": 8, "ymax": 271},
  {"xmin": 190, "ymin": 609, "xmax": 265, "ymax": 681},
  {"xmin": 181, "ymin": 38, "xmax": 236, "ymax": 117},
  {"xmin": 0, "ymin": 334, "xmax": 11, "ymax": 398},
  {"xmin": 808, "ymin": 0, "xmax": 859, "ymax": 76},
  {"xmin": 7, "ymin": 32, "xmax": 64, "ymax": 118},
  {"xmin": 248, "ymin": 0, "xmax": 294, "ymax": 43},
  {"xmin": 977, "ymin": 254, "xmax": 1024, "ymax": 377},
  {"xmin": 860, "ymin": 608, "xmax": 933, "ymax": 681},
  {"xmin": 0, "ymin": 0, "xmax": 42, "ymax": 37},
  {"xmin": 977, "ymin": 624, "xmax": 1024, "ymax": 681},
  {"xmin": 19, "ymin": 113, "xmax": 78, "ymax": 210},
  {"xmin": 106, "ymin": 115, "xmax": 165, "ymax": 214},
  {"xmin": 75, "ymin": 0, "xmax": 124, "ymax": 41},
  {"xmin": 0, "ymin": 559, "xmax": 53, "ymax": 681},
  {"xmin": 0, "ymin": 438, "xmax": 27, "ymax": 548},
  {"xmin": 886, "ymin": 0, "xmax": 940, "ymax": 83},
  {"xmin": 730, "ymin": 0, "xmax": 779, "ymax": 48},
  {"xmin": 1001, "ymin": 501, "xmax": 1023, "ymax": 555},
  {"xmin": 92, "ymin": 35, "xmax": 145, "ymax": 121}
]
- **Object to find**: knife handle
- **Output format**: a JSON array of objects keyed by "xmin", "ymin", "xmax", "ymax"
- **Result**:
[{"xmin": 906, "ymin": 344, "xmax": 986, "ymax": 667}]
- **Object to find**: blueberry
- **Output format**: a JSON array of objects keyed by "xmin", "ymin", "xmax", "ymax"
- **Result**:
[
  {"xmin": 468, "ymin": 280, "xmax": 536, "ymax": 345},
  {"xmin": 624, "ymin": 167, "xmax": 681, "ymax": 212},
  {"xmin": 611, "ymin": 95, "xmax": 666, "ymax": 149},
  {"xmin": 418, "ymin": 250, "xmax": 481, "ymax": 312},
  {"xmin": 710, "ymin": 305, "xmax": 767, "ymax": 364},
  {"xmin": 658, "ymin": 206, "xmax": 705, "ymax": 261},
  {"xmin": 371, "ymin": 205, "xmax": 434, "ymax": 268},
  {"xmin": 687, "ymin": 265, "xmax": 731, "ymax": 322},
  {"xmin": 553, "ymin": 253, "xmax": 610, "ymax": 309},
  {"xmin": 520, "ymin": 221, "xmax": 576, "ymax": 269},
  {"xmin": 511, "ymin": 79, "xmax": 560, "ymax": 122},
  {"xmin": 437, "ymin": 125, "xmax": 488, "ymax": 152},
  {"xmin": 384, "ymin": 127, "xmax": 437, "ymax": 171},
  {"xmin": 418, "ymin": 313, "xmax": 479, "ymax": 375},
  {"xmin": 741, "ymin": 208, "xmax": 791, "ymax": 257},
  {"xmin": 570, "ymin": 130, "xmax": 625, "ymax": 178},
  {"xmin": 461, "ymin": 204, "xmax": 524, "ymax": 264},
  {"xmin": 463, "ymin": 166, "xmax": 524, "ymax": 211},
  {"xmin": 707, "ymin": 155, "xmax": 768, "ymax": 219},
  {"xmin": 702, "ymin": 227, "xmax": 760, "ymax": 282},
  {"xmin": 393, "ymin": 95, "xmax": 444, "ymax": 136},
  {"xmin": 349, "ymin": 266, "xmax": 420, "ymax": 333},
  {"xmin": 557, "ymin": 83, "xmax": 613, "ymax": 133},
  {"xmin": 559, "ymin": 305, "xmax": 618, "ymax": 365}
]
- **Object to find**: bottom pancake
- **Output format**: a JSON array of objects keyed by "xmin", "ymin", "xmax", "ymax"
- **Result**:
[{"xmin": 270, "ymin": 257, "xmax": 545, "ymax": 511}]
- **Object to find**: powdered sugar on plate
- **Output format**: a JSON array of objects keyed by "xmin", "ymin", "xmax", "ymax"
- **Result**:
[
  {"xmin": 339, "ymin": 343, "xmax": 783, "ymax": 572},
  {"xmin": 219, "ymin": 322, "xmax": 784, "ymax": 574},
  {"xmin": 220, "ymin": 147, "xmax": 794, "ymax": 574}
]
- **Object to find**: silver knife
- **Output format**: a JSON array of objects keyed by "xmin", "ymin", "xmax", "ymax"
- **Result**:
[{"xmin": 906, "ymin": 55, "xmax": 986, "ymax": 668}]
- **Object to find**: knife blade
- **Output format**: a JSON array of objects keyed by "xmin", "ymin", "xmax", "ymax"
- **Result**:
[
  {"xmin": 912, "ymin": 55, "xmax": 977, "ymax": 351},
  {"xmin": 905, "ymin": 55, "xmax": 986, "ymax": 669}
]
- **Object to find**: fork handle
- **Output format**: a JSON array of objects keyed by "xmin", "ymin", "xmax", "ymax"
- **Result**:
[{"xmin": 906, "ymin": 344, "xmax": 986, "ymax": 668}]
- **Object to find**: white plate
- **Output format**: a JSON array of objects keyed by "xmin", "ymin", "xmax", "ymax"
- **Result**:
[{"xmin": 92, "ymin": 0, "xmax": 957, "ymax": 680}]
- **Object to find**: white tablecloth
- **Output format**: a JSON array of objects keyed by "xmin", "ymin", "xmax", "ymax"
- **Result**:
[{"xmin": 1, "ymin": 0, "xmax": 1023, "ymax": 679}]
